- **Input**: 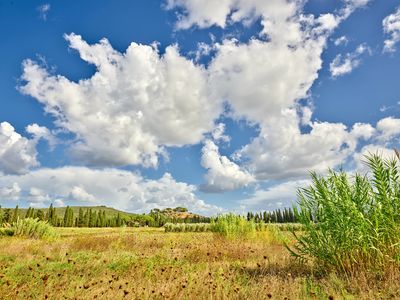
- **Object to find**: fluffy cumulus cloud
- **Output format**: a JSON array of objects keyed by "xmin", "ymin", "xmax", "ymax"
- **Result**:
[
  {"xmin": 330, "ymin": 44, "xmax": 371, "ymax": 78},
  {"xmin": 239, "ymin": 179, "xmax": 310, "ymax": 211},
  {"xmin": 26, "ymin": 123, "xmax": 57, "ymax": 149},
  {"xmin": 0, "ymin": 122, "xmax": 39, "ymax": 175},
  {"xmin": 20, "ymin": 33, "xmax": 221, "ymax": 168},
  {"xmin": 15, "ymin": 0, "xmax": 378, "ymax": 205},
  {"xmin": 200, "ymin": 140, "xmax": 254, "ymax": 192},
  {"xmin": 376, "ymin": 117, "xmax": 400, "ymax": 142},
  {"xmin": 0, "ymin": 183, "xmax": 21, "ymax": 201},
  {"xmin": 349, "ymin": 117, "xmax": 400, "ymax": 172},
  {"xmin": 236, "ymin": 109, "xmax": 374, "ymax": 180},
  {"xmin": 0, "ymin": 167, "xmax": 221, "ymax": 214},
  {"xmin": 383, "ymin": 6, "xmax": 400, "ymax": 53},
  {"xmin": 166, "ymin": 0, "xmax": 372, "ymax": 32},
  {"xmin": 69, "ymin": 186, "xmax": 96, "ymax": 203},
  {"xmin": 191, "ymin": 0, "xmax": 371, "ymax": 182}
]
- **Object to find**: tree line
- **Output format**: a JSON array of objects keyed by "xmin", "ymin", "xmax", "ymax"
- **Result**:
[
  {"xmin": 0, "ymin": 205, "xmax": 298, "ymax": 227},
  {"xmin": 0, "ymin": 205, "xmax": 211, "ymax": 228},
  {"xmin": 246, "ymin": 207, "xmax": 298, "ymax": 223}
]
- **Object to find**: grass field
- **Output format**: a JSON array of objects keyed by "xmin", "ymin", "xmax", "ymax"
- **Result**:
[{"xmin": 1, "ymin": 227, "xmax": 400, "ymax": 299}]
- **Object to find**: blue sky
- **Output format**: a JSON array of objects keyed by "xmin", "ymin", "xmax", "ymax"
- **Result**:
[{"xmin": 0, "ymin": 0, "xmax": 400, "ymax": 214}]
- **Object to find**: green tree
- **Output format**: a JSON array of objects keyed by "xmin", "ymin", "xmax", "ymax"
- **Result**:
[
  {"xmin": 0, "ymin": 206, "xmax": 3, "ymax": 224},
  {"xmin": 35, "ymin": 209, "xmax": 45, "ymax": 221},
  {"xmin": 78, "ymin": 208, "xmax": 84, "ymax": 227},
  {"xmin": 12, "ymin": 205, "xmax": 19, "ymax": 222},
  {"xmin": 84, "ymin": 209, "xmax": 89, "ymax": 227},
  {"xmin": 25, "ymin": 207, "xmax": 32, "ymax": 219},
  {"xmin": 63, "ymin": 206, "xmax": 74, "ymax": 227},
  {"xmin": 47, "ymin": 203, "xmax": 57, "ymax": 225}
]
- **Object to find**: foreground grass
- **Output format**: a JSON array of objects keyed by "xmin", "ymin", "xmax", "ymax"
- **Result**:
[{"xmin": 0, "ymin": 228, "xmax": 399, "ymax": 299}]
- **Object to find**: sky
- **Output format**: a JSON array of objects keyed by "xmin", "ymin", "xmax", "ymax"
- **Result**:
[{"xmin": 1, "ymin": 0, "xmax": 400, "ymax": 215}]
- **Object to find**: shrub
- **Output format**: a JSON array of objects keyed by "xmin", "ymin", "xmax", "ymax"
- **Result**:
[
  {"xmin": 210, "ymin": 214, "xmax": 256, "ymax": 239},
  {"xmin": 0, "ymin": 228, "xmax": 14, "ymax": 236},
  {"xmin": 164, "ymin": 223, "xmax": 210, "ymax": 233},
  {"xmin": 11, "ymin": 218, "xmax": 58, "ymax": 239},
  {"xmin": 289, "ymin": 154, "xmax": 400, "ymax": 274}
]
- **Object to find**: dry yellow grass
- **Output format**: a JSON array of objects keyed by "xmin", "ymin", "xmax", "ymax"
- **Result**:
[{"xmin": 0, "ymin": 227, "xmax": 399, "ymax": 299}]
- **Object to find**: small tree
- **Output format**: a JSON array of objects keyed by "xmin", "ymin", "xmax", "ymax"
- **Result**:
[
  {"xmin": 35, "ymin": 210, "xmax": 45, "ymax": 221},
  {"xmin": 12, "ymin": 205, "xmax": 19, "ymax": 223},
  {"xmin": 0, "ymin": 206, "xmax": 3, "ymax": 224}
]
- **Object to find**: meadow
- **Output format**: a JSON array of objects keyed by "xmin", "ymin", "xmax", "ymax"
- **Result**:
[
  {"xmin": 2, "ymin": 154, "xmax": 400, "ymax": 299},
  {"xmin": 0, "ymin": 225, "xmax": 399, "ymax": 299}
]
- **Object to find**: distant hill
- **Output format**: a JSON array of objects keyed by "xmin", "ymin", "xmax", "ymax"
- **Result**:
[
  {"xmin": 1, "ymin": 205, "xmax": 210, "ymax": 227},
  {"xmin": 12, "ymin": 206, "xmax": 137, "ymax": 219},
  {"xmin": 3, "ymin": 205, "xmax": 208, "ymax": 220},
  {"xmin": 151, "ymin": 207, "xmax": 209, "ymax": 221}
]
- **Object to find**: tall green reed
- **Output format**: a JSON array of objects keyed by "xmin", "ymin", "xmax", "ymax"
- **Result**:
[
  {"xmin": 289, "ymin": 153, "xmax": 400, "ymax": 274},
  {"xmin": 210, "ymin": 213, "xmax": 257, "ymax": 239},
  {"xmin": 11, "ymin": 218, "xmax": 58, "ymax": 239}
]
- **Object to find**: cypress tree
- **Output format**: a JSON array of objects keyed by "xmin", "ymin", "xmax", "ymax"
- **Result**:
[
  {"xmin": 96, "ymin": 211, "xmax": 101, "ymax": 227},
  {"xmin": 115, "ymin": 213, "xmax": 120, "ymax": 227},
  {"xmin": 102, "ymin": 211, "xmax": 106, "ymax": 227},
  {"xmin": 78, "ymin": 208, "xmax": 84, "ymax": 227},
  {"xmin": 0, "ymin": 206, "xmax": 3, "ymax": 224},
  {"xmin": 68, "ymin": 207, "xmax": 74, "ymax": 227},
  {"xmin": 88, "ymin": 209, "xmax": 93, "ymax": 227},
  {"xmin": 63, "ymin": 206, "xmax": 69, "ymax": 226},
  {"xmin": 12, "ymin": 205, "xmax": 19, "ymax": 222},
  {"xmin": 47, "ymin": 203, "xmax": 55, "ymax": 225},
  {"xmin": 36, "ymin": 209, "xmax": 44, "ymax": 221},
  {"xmin": 25, "ymin": 207, "xmax": 32, "ymax": 219},
  {"xmin": 84, "ymin": 209, "xmax": 89, "ymax": 227},
  {"xmin": 63, "ymin": 206, "xmax": 74, "ymax": 227}
]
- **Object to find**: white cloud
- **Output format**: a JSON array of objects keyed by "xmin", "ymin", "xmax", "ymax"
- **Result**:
[
  {"xmin": 69, "ymin": 186, "xmax": 96, "ymax": 203},
  {"xmin": 200, "ymin": 140, "xmax": 254, "ymax": 192},
  {"xmin": 334, "ymin": 35, "xmax": 349, "ymax": 46},
  {"xmin": 166, "ymin": 0, "xmax": 370, "ymax": 31},
  {"xmin": 236, "ymin": 109, "xmax": 370, "ymax": 180},
  {"xmin": 329, "ymin": 44, "xmax": 370, "ymax": 78},
  {"xmin": 0, "ymin": 122, "xmax": 39, "ymax": 175},
  {"xmin": 383, "ymin": 7, "xmax": 400, "ymax": 53},
  {"xmin": 0, "ymin": 183, "xmax": 21, "ymax": 201},
  {"xmin": 300, "ymin": 106, "xmax": 313, "ymax": 126},
  {"xmin": 54, "ymin": 199, "xmax": 65, "ymax": 207},
  {"xmin": 167, "ymin": 0, "xmax": 373, "ymax": 184},
  {"xmin": 351, "ymin": 122, "xmax": 376, "ymax": 140},
  {"xmin": 239, "ymin": 179, "xmax": 310, "ymax": 211},
  {"xmin": 28, "ymin": 187, "xmax": 51, "ymax": 207},
  {"xmin": 26, "ymin": 123, "xmax": 57, "ymax": 150},
  {"xmin": 0, "ymin": 167, "xmax": 221, "ymax": 214},
  {"xmin": 37, "ymin": 4, "xmax": 50, "ymax": 21},
  {"xmin": 211, "ymin": 123, "xmax": 230, "ymax": 143},
  {"xmin": 20, "ymin": 34, "xmax": 221, "ymax": 168},
  {"xmin": 341, "ymin": 0, "xmax": 371, "ymax": 18},
  {"xmin": 209, "ymin": 36, "xmax": 326, "ymax": 124},
  {"xmin": 376, "ymin": 117, "xmax": 400, "ymax": 142},
  {"xmin": 18, "ymin": 0, "xmax": 378, "ymax": 203}
]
